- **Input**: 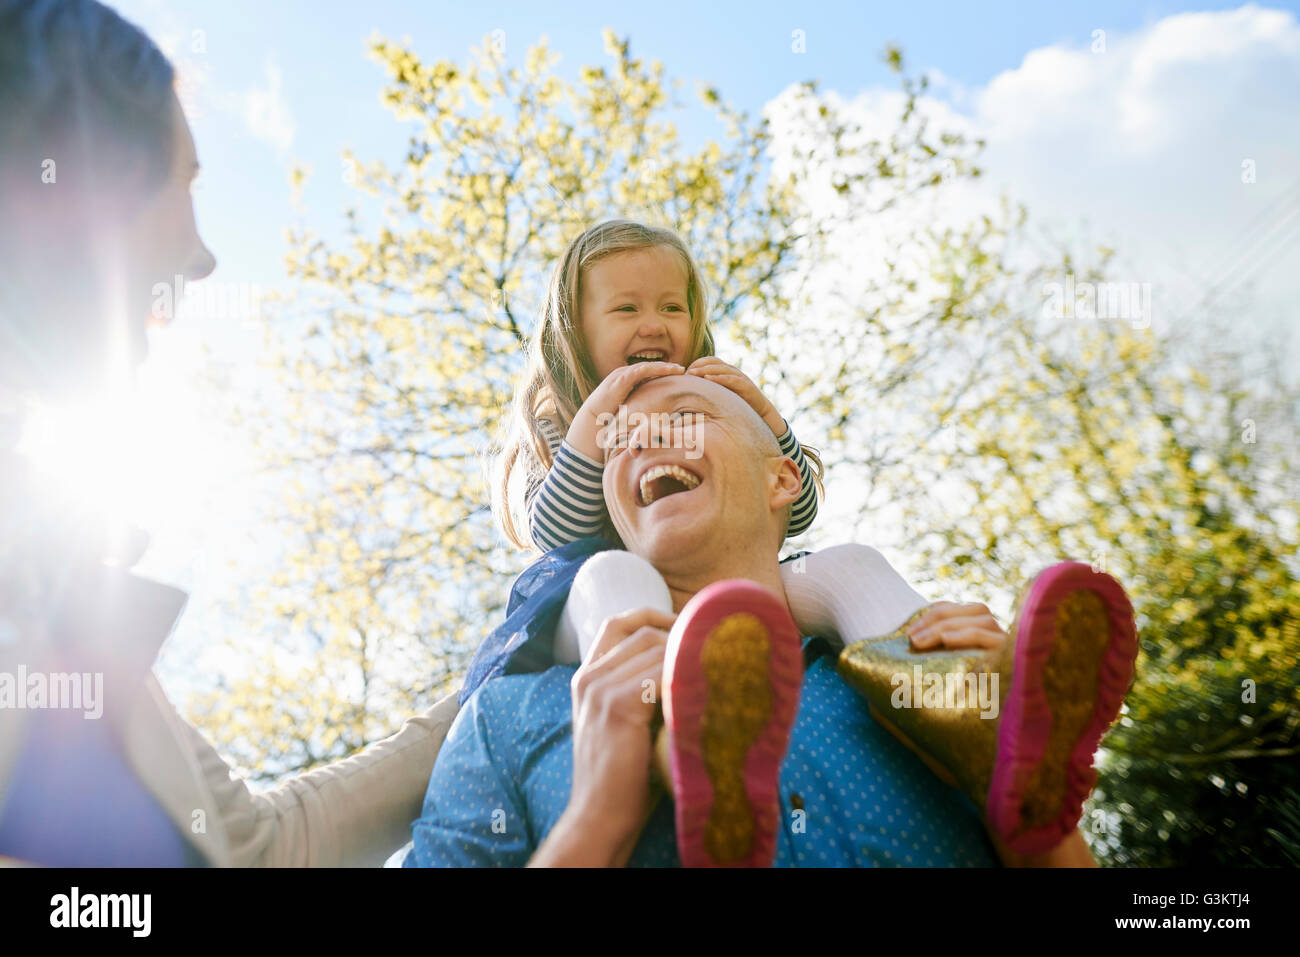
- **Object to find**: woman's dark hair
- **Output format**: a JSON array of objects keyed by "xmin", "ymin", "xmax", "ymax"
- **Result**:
[
  {"xmin": 0, "ymin": 0, "xmax": 176, "ymax": 194},
  {"xmin": 0, "ymin": 0, "xmax": 177, "ymax": 392}
]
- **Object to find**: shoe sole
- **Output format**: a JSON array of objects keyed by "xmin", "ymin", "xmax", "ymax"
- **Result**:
[
  {"xmin": 664, "ymin": 580, "xmax": 803, "ymax": 867},
  {"xmin": 989, "ymin": 562, "xmax": 1138, "ymax": 855}
]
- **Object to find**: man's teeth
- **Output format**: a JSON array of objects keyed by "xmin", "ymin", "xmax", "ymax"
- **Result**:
[{"xmin": 639, "ymin": 464, "xmax": 701, "ymax": 505}]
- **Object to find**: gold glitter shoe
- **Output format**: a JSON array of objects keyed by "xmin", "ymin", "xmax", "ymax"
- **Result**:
[{"xmin": 836, "ymin": 561, "xmax": 1137, "ymax": 856}]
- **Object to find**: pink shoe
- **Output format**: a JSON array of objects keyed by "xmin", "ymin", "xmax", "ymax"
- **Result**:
[
  {"xmin": 662, "ymin": 580, "xmax": 804, "ymax": 867},
  {"xmin": 988, "ymin": 561, "xmax": 1139, "ymax": 855}
]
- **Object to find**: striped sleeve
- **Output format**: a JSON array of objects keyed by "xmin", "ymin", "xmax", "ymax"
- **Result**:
[
  {"xmin": 526, "ymin": 419, "xmax": 609, "ymax": 551},
  {"xmin": 778, "ymin": 423, "xmax": 820, "ymax": 538}
]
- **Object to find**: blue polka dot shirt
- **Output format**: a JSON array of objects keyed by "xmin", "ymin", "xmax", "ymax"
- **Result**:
[{"xmin": 407, "ymin": 638, "xmax": 1001, "ymax": 867}]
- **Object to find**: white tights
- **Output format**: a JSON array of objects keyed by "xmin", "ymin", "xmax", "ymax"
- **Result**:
[{"xmin": 553, "ymin": 543, "xmax": 931, "ymax": 664}]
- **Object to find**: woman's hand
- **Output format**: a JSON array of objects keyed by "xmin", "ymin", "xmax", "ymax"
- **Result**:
[
  {"xmin": 905, "ymin": 601, "xmax": 1008, "ymax": 651},
  {"xmin": 566, "ymin": 361, "xmax": 685, "ymax": 462},
  {"xmin": 686, "ymin": 357, "xmax": 788, "ymax": 438}
]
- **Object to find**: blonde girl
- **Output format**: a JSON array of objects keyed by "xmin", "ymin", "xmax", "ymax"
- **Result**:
[{"xmin": 492, "ymin": 219, "xmax": 926, "ymax": 663}]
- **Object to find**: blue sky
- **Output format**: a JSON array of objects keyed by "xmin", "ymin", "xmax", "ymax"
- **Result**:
[{"xmin": 114, "ymin": 0, "xmax": 1299, "ymax": 295}]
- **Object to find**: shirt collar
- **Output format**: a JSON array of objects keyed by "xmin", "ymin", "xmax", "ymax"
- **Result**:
[{"xmin": 48, "ymin": 564, "xmax": 188, "ymax": 690}]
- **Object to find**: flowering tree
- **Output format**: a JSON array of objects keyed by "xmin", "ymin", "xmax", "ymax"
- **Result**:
[{"xmin": 188, "ymin": 31, "xmax": 1298, "ymax": 866}]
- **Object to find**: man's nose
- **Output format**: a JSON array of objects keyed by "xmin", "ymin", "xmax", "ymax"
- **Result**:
[{"xmin": 628, "ymin": 418, "xmax": 668, "ymax": 451}]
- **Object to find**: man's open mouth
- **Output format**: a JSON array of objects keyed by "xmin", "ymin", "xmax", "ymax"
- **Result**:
[
  {"xmin": 638, "ymin": 463, "xmax": 702, "ymax": 506},
  {"xmin": 626, "ymin": 350, "xmax": 668, "ymax": 364}
]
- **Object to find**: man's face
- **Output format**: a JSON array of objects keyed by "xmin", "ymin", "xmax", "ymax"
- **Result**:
[{"xmin": 602, "ymin": 375, "xmax": 790, "ymax": 569}]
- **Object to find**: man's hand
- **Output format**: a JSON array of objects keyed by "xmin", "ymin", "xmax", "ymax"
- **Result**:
[
  {"xmin": 528, "ymin": 608, "xmax": 673, "ymax": 867},
  {"xmin": 905, "ymin": 601, "xmax": 1007, "ymax": 651},
  {"xmin": 686, "ymin": 357, "xmax": 788, "ymax": 439}
]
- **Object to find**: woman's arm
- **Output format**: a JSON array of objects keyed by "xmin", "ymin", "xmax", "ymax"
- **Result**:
[{"xmin": 180, "ymin": 689, "xmax": 460, "ymax": 867}]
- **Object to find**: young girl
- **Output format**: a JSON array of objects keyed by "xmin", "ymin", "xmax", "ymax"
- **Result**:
[
  {"xmin": 490, "ymin": 219, "xmax": 1136, "ymax": 866},
  {"xmin": 492, "ymin": 219, "xmax": 922, "ymax": 659}
]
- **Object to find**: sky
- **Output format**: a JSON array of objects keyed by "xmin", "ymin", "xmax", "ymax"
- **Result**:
[
  {"xmin": 113, "ymin": 0, "xmax": 1300, "ymax": 305},
  {"xmin": 87, "ymin": 0, "xmax": 1300, "ymax": 694}
]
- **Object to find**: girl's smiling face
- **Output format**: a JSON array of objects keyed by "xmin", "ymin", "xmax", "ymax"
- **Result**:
[{"xmin": 579, "ymin": 245, "xmax": 693, "ymax": 381}]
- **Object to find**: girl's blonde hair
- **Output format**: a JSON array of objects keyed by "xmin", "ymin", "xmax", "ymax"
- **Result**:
[{"xmin": 491, "ymin": 218, "xmax": 823, "ymax": 550}]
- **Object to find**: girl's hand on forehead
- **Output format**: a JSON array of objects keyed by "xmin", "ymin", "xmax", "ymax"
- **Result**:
[
  {"xmin": 686, "ymin": 357, "xmax": 788, "ymax": 438},
  {"xmin": 565, "ymin": 360, "xmax": 685, "ymax": 462}
]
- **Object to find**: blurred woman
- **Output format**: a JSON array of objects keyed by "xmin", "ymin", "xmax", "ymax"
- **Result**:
[{"xmin": 0, "ymin": 0, "xmax": 457, "ymax": 866}]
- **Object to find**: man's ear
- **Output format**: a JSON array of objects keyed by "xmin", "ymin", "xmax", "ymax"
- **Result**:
[{"xmin": 767, "ymin": 455, "xmax": 801, "ymax": 510}]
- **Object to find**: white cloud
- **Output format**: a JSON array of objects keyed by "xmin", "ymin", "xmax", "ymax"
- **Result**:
[
  {"xmin": 114, "ymin": 1, "xmax": 294, "ymax": 159},
  {"xmin": 923, "ymin": 67, "xmax": 971, "ymax": 110},
  {"xmin": 972, "ymin": 4, "xmax": 1300, "ymax": 337},
  {"xmin": 237, "ymin": 60, "xmax": 296, "ymax": 158},
  {"xmin": 767, "ymin": 3, "xmax": 1300, "ymax": 355}
]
